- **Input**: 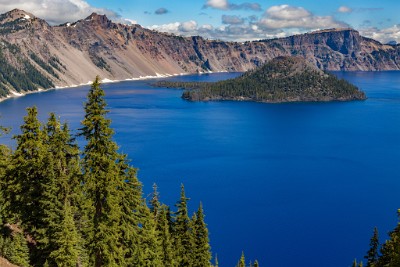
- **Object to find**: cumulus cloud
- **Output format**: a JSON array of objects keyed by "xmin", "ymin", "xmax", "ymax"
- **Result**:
[
  {"xmin": 222, "ymin": 15, "xmax": 244, "ymax": 25},
  {"xmin": 149, "ymin": 4, "xmax": 351, "ymax": 42},
  {"xmin": 179, "ymin": 20, "xmax": 198, "ymax": 32},
  {"xmin": 0, "ymin": 0, "xmax": 124, "ymax": 25},
  {"xmin": 204, "ymin": 0, "xmax": 261, "ymax": 11},
  {"xmin": 338, "ymin": 6, "xmax": 353, "ymax": 13},
  {"xmin": 205, "ymin": 0, "xmax": 229, "ymax": 10},
  {"xmin": 361, "ymin": 25, "xmax": 400, "ymax": 44},
  {"xmin": 148, "ymin": 19, "xmax": 286, "ymax": 42},
  {"xmin": 155, "ymin": 8, "xmax": 169, "ymax": 15},
  {"xmin": 259, "ymin": 5, "xmax": 348, "ymax": 30}
]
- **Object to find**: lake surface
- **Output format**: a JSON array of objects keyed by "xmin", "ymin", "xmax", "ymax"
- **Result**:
[{"xmin": 1, "ymin": 72, "xmax": 400, "ymax": 267}]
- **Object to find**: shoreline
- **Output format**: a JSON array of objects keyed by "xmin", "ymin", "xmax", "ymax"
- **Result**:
[{"xmin": 0, "ymin": 71, "xmax": 221, "ymax": 103}]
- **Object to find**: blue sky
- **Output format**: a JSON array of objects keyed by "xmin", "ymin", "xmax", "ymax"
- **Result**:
[{"xmin": 1, "ymin": 0, "xmax": 399, "ymax": 43}]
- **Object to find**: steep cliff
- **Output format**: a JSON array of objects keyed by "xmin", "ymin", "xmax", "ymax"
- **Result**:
[{"xmin": 0, "ymin": 9, "xmax": 399, "ymax": 99}]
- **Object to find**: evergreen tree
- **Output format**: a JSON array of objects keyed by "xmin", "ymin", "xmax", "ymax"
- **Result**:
[
  {"xmin": 214, "ymin": 254, "xmax": 219, "ymax": 267},
  {"xmin": 149, "ymin": 183, "xmax": 160, "ymax": 217},
  {"xmin": 119, "ymin": 169, "xmax": 144, "ymax": 266},
  {"xmin": 79, "ymin": 76, "xmax": 125, "ymax": 267},
  {"xmin": 48, "ymin": 200, "xmax": 80, "ymax": 267},
  {"xmin": 6, "ymin": 231, "xmax": 30, "ymax": 267},
  {"xmin": 173, "ymin": 184, "xmax": 194, "ymax": 266},
  {"xmin": 140, "ymin": 201, "xmax": 163, "ymax": 267},
  {"xmin": 254, "ymin": 259, "xmax": 259, "ymax": 267},
  {"xmin": 38, "ymin": 113, "xmax": 83, "ymax": 265},
  {"xmin": 237, "ymin": 251, "xmax": 245, "ymax": 267},
  {"xmin": 365, "ymin": 227, "xmax": 379, "ymax": 267},
  {"xmin": 148, "ymin": 184, "xmax": 175, "ymax": 266},
  {"xmin": 378, "ymin": 211, "xmax": 400, "ymax": 267},
  {"xmin": 192, "ymin": 202, "xmax": 211, "ymax": 267},
  {"xmin": 3, "ymin": 107, "xmax": 48, "ymax": 239},
  {"xmin": 157, "ymin": 205, "xmax": 175, "ymax": 267}
]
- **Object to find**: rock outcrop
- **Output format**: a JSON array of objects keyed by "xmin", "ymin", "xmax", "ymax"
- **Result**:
[{"xmin": 0, "ymin": 9, "xmax": 399, "ymax": 99}]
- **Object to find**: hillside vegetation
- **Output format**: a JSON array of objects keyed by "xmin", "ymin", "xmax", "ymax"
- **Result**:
[{"xmin": 0, "ymin": 77, "xmax": 260, "ymax": 267}]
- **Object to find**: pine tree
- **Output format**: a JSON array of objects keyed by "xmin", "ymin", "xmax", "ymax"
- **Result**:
[
  {"xmin": 237, "ymin": 251, "xmax": 245, "ymax": 267},
  {"xmin": 214, "ymin": 254, "xmax": 219, "ymax": 267},
  {"xmin": 38, "ymin": 113, "xmax": 83, "ymax": 265},
  {"xmin": 148, "ymin": 185, "xmax": 175, "ymax": 266},
  {"xmin": 173, "ymin": 184, "xmax": 194, "ymax": 266},
  {"xmin": 254, "ymin": 259, "xmax": 259, "ymax": 267},
  {"xmin": 3, "ymin": 107, "xmax": 48, "ymax": 242},
  {"xmin": 149, "ymin": 183, "xmax": 160, "ymax": 217},
  {"xmin": 140, "ymin": 201, "xmax": 163, "ymax": 267},
  {"xmin": 48, "ymin": 200, "xmax": 80, "ymax": 267},
  {"xmin": 365, "ymin": 227, "xmax": 379, "ymax": 267},
  {"xmin": 0, "ymin": 138, "xmax": 11, "ymax": 225},
  {"xmin": 6, "ymin": 231, "xmax": 30, "ymax": 267},
  {"xmin": 157, "ymin": 205, "xmax": 175, "ymax": 267},
  {"xmin": 79, "ymin": 76, "xmax": 125, "ymax": 267},
  {"xmin": 378, "ymin": 211, "xmax": 400, "ymax": 267},
  {"xmin": 119, "ymin": 169, "xmax": 144, "ymax": 266},
  {"xmin": 192, "ymin": 202, "xmax": 211, "ymax": 267}
]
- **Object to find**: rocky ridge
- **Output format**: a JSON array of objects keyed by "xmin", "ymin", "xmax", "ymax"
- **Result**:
[{"xmin": 0, "ymin": 9, "xmax": 399, "ymax": 99}]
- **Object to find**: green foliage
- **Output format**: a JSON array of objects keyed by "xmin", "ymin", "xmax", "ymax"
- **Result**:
[
  {"xmin": 79, "ymin": 75, "xmax": 125, "ymax": 266},
  {"xmin": 89, "ymin": 53, "xmax": 111, "ymax": 72},
  {"xmin": 0, "ymin": 42, "xmax": 54, "ymax": 97},
  {"xmin": 237, "ymin": 251, "xmax": 245, "ymax": 267},
  {"xmin": 192, "ymin": 203, "xmax": 211, "ymax": 267},
  {"xmin": 0, "ymin": 77, "xmax": 251, "ymax": 267},
  {"xmin": 376, "ymin": 211, "xmax": 400, "ymax": 267},
  {"xmin": 157, "ymin": 205, "xmax": 175, "ymax": 267},
  {"xmin": 48, "ymin": 200, "xmax": 80, "ymax": 267},
  {"xmin": 173, "ymin": 184, "xmax": 195, "ymax": 266},
  {"xmin": 4, "ymin": 106, "xmax": 47, "ymax": 232},
  {"xmin": 365, "ymin": 227, "xmax": 380, "ymax": 267},
  {"xmin": 156, "ymin": 56, "xmax": 366, "ymax": 103},
  {"xmin": 29, "ymin": 54, "xmax": 59, "ymax": 79},
  {"xmin": 5, "ymin": 231, "xmax": 30, "ymax": 267}
]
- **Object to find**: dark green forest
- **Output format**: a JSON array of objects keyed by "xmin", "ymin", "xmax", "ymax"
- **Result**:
[
  {"xmin": 0, "ymin": 42, "xmax": 55, "ymax": 98},
  {"xmin": 0, "ymin": 77, "xmax": 398, "ymax": 267},
  {"xmin": 155, "ymin": 56, "xmax": 366, "ymax": 103}
]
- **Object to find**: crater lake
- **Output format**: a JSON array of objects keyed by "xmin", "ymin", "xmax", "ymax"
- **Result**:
[{"xmin": 0, "ymin": 71, "xmax": 399, "ymax": 267}]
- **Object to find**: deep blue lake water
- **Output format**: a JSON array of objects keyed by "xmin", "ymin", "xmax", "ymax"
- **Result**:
[{"xmin": 0, "ymin": 71, "xmax": 400, "ymax": 267}]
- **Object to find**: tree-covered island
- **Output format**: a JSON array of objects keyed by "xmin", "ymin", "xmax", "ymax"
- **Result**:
[{"xmin": 155, "ymin": 56, "xmax": 366, "ymax": 103}]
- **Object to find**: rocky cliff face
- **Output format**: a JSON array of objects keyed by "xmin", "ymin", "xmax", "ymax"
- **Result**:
[{"xmin": 0, "ymin": 9, "xmax": 399, "ymax": 98}]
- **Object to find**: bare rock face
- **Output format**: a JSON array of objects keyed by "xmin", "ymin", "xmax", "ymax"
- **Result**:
[{"xmin": 0, "ymin": 9, "xmax": 399, "ymax": 98}]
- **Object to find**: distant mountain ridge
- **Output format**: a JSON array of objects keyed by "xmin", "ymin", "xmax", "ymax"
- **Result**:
[{"xmin": 0, "ymin": 9, "xmax": 399, "ymax": 99}]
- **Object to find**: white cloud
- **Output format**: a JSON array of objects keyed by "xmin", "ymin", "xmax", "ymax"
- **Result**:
[
  {"xmin": 124, "ymin": 19, "xmax": 137, "ymax": 25},
  {"xmin": 147, "ymin": 5, "xmax": 348, "ymax": 42},
  {"xmin": 0, "ymin": 0, "xmax": 122, "ymax": 25},
  {"xmin": 205, "ymin": 0, "xmax": 229, "ymax": 10},
  {"xmin": 204, "ymin": 0, "xmax": 261, "ymax": 11},
  {"xmin": 259, "ymin": 5, "xmax": 348, "ymax": 30},
  {"xmin": 338, "ymin": 6, "xmax": 353, "ymax": 13},
  {"xmin": 361, "ymin": 25, "xmax": 400, "ymax": 44},
  {"xmin": 148, "ymin": 22, "xmax": 181, "ymax": 33},
  {"xmin": 179, "ymin": 21, "xmax": 198, "ymax": 32},
  {"xmin": 266, "ymin": 5, "xmax": 310, "ymax": 20}
]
